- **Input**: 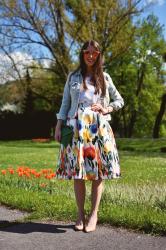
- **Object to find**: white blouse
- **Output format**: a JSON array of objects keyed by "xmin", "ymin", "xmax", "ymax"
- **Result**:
[{"xmin": 79, "ymin": 76, "xmax": 101, "ymax": 104}]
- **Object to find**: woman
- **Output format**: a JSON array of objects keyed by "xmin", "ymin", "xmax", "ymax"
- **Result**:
[{"xmin": 54, "ymin": 40, "xmax": 124, "ymax": 233}]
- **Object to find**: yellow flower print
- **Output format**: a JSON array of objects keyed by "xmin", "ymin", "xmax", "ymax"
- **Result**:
[
  {"xmin": 74, "ymin": 128, "xmax": 79, "ymax": 139},
  {"xmin": 83, "ymin": 129, "xmax": 88, "ymax": 141},
  {"xmin": 104, "ymin": 140, "xmax": 113, "ymax": 153},
  {"xmin": 73, "ymin": 146, "xmax": 78, "ymax": 155},
  {"xmin": 86, "ymin": 130, "xmax": 92, "ymax": 141},
  {"xmin": 82, "ymin": 129, "xmax": 93, "ymax": 142},
  {"xmin": 83, "ymin": 114, "xmax": 91, "ymax": 124},
  {"xmin": 99, "ymin": 126, "xmax": 106, "ymax": 136}
]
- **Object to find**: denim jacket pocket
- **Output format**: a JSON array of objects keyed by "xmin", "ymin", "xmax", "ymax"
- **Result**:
[
  {"xmin": 71, "ymin": 81, "xmax": 78, "ymax": 88},
  {"xmin": 70, "ymin": 81, "xmax": 81, "ymax": 94}
]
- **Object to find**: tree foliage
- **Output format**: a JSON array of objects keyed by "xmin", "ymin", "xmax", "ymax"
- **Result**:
[
  {"xmin": 109, "ymin": 14, "xmax": 166, "ymax": 137},
  {"xmin": 0, "ymin": 1, "xmax": 165, "ymax": 137}
]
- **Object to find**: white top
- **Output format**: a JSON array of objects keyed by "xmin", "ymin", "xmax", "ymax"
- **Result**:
[{"xmin": 79, "ymin": 76, "xmax": 101, "ymax": 104}]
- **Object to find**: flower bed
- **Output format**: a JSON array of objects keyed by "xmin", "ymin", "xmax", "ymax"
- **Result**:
[
  {"xmin": 1, "ymin": 166, "xmax": 56, "ymax": 194},
  {"xmin": 31, "ymin": 138, "xmax": 51, "ymax": 143}
]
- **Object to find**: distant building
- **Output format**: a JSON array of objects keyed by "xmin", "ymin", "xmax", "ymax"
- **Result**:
[{"xmin": 0, "ymin": 103, "xmax": 22, "ymax": 114}]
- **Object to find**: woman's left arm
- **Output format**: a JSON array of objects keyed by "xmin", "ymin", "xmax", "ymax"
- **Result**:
[{"xmin": 105, "ymin": 72, "xmax": 124, "ymax": 111}]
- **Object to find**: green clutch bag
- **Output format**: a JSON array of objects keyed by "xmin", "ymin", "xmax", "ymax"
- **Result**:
[{"xmin": 60, "ymin": 124, "xmax": 74, "ymax": 147}]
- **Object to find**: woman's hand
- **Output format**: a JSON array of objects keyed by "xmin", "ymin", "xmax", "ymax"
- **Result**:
[
  {"xmin": 54, "ymin": 120, "xmax": 63, "ymax": 142},
  {"xmin": 91, "ymin": 104, "xmax": 113, "ymax": 115},
  {"xmin": 54, "ymin": 125, "xmax": 61, "ymax": 142}
]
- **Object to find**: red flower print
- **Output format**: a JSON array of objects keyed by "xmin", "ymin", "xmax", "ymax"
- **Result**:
[{"xmin": 84, "ymin": 146, "xmax": 96, "ymax": 160}]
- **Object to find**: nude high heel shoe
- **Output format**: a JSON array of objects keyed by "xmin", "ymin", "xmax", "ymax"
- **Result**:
[
  {"xmin": 74, "ymin": 217, "xmax": 85, "ymax": 231},
  {"xmin": 84, "ymin": 215, "xmax": 98, "ymax": 233}
]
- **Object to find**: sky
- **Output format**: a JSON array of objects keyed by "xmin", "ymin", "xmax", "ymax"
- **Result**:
[
  {"xmin": 141, "ymin": 0, "xmax": 166, "ymax": 39},
  {"xmin": 140, "ymin": 1, "xmax": 166, "ymax": 74}
]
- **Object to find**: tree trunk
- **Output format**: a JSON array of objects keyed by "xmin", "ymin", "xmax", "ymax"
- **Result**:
[
  {"xmin": 153, "ymin": 93, "xmax": 166, "ymax": 138},
  {"xmin": 127, "ymin": 63, "xmax": 145, "ymax": 137}
]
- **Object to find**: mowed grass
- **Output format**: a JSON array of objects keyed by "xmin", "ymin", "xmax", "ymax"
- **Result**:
[{"xmin": 0, "ymin": 138, "xmax": 166, "ymax": 236}]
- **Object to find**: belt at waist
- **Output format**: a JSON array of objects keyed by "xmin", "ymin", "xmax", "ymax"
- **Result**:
[{"xmin": 78, "ymin": 102, "xmax": 93, "ymax": 108}]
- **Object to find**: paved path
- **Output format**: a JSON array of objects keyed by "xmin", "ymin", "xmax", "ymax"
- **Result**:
[
  {"xmin": 0, "ymin": 205, "xmax": 29, "ymax": 222},
  {"xmin": 0, "ymin": 205, "xmax": 166, "ymax": 250}
]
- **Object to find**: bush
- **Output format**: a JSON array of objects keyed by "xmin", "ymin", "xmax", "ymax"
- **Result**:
[{"xmin": 0, "ymin": 110, "xmax": 56, "ymax": 140}]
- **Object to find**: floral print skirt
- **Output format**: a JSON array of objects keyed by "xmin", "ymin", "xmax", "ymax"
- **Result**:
[{"xmin": 55, "ymin": 103, "xmax": 121, "ymax": 180}]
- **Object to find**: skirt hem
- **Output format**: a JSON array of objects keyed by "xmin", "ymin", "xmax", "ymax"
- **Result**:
[{"xmin": 55, "ymin": 174, "xmax": 122, "ymax": 181}]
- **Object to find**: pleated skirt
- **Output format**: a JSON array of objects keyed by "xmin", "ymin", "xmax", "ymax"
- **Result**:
[{"xmin": 55, "ymin": 103, "xmax": 121, "ymax": 180}]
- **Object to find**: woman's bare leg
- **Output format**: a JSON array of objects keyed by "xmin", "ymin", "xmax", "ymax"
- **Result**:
[
  {"xmin": 74, "ymin": 179, "xmax": 86, "ymax": 230},
  {"xmin": 85, "ymin": 179, "xmax": 103, "ymax": 232}
]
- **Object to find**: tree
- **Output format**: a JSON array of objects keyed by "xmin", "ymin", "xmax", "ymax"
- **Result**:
[
  {"xmin": 153, "ymin": 93, "xmax": 166, "ymax": 138},
  {"xmin": 0, "ymin": 0, "xmax": 143, "ymax": 82},
  {"xmin": 153, "ymin": 53, "xmax": 166, "ymax": 138},
  {"xmin": 22, "ymin": 68, "xmax": 34, "ymax": 113},
  {"xmin": 109, "ymin": 14, "xmax": 166, "ymax": 137},
  {"xmin": 1, "ymin": 1, "xmax": 166, "ymax": 137}
]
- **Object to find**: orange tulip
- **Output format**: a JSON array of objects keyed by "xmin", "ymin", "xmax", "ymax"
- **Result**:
[
  {"xmin": 45, "ymin": 174, "xmax": 52, "ymax": 179},
  {"xmin": 35, "ymin": 173, "xmax": 41, "ymax": 178},
  {"xmin": 17, "ymin": 166, "xmax": 25, "ymax": 172},
  {"xmin": 51, "ymin": 173, "xmax": 56, "ymax": 177},
  {"xmin": 9, "ymin": 169, "xmax": 14, "ymax": 174},
  {"xmin": 41, "ymin": 169, "xmax": 49, "ymax": 174},
  {"xmin": 1, "ymin": 170, "xmax": 7, "ymax": 175},
  {"xmin": 30, "ymin": 169, "xmax": 37, "ymax": 174},
  {"xmin": 25, "ymin": 167, "xmax": 30, "ymax": 172},
  {"xmin": 23, "ymin": 171, "xmax": 30, "ymax": 178}
]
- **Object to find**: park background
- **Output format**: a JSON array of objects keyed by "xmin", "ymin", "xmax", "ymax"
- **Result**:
[{"xmin": 0, "ymin": 0, "xmax": 166, "ymax": 236}]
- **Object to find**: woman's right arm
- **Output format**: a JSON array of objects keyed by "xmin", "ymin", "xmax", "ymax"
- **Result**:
[
  {"xmin": 56, "ymin": 72, "xmax": 72, "ymax": 120},
  {"xmin": 54, "ymin": 72, "xmax": 72, "ymax": 142}
]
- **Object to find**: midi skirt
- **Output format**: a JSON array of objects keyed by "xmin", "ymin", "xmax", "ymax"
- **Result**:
[{"xmin": 55, "ymin": 103, "xmax": 121, "ymax": 180}]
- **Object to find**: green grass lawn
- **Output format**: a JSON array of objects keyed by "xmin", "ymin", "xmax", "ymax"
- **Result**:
[{"xmin": 0, "ymin": 138, "xmax": 166, "ymax": 236}]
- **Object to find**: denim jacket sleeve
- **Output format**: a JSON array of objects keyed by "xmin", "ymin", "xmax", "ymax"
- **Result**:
[
  {"xmin": 104, "ymin": 72, "xmax": 124, "ymax": 111},
  {"xmin": 56, "ymin": 72, "xmax": 72, "ymax": 120}
]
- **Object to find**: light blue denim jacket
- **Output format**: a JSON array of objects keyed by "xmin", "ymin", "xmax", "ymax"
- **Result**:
[{"xmin": 56, "ymin": 69, "xmax": 124, "ymax": 121}]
